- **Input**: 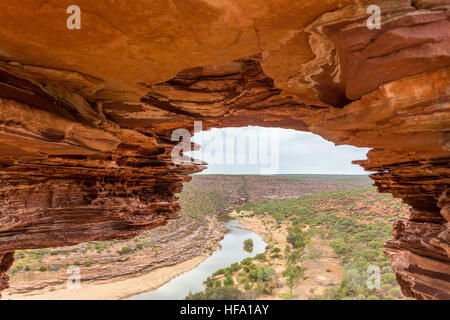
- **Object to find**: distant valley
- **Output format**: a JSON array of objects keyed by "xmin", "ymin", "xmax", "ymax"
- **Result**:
[{"xmin": 3, "ymin": 174, "xmax": 407, "ymax": 300}]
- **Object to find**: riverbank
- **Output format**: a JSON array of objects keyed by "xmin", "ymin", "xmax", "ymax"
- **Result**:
[
  {"xmin": 3, "ymin": 254, "xmax": 212, "ymax": 300},
  {"xmin": 129, "ymin": 219, "xmax": 266, "ymax": 300},
  {"xmin": 2, "ymin": 216, "xmax": 225, "ymax": 300},
  {"xmin": 228, "ymin": 210, "xmax": 343, "ymax": 299}
]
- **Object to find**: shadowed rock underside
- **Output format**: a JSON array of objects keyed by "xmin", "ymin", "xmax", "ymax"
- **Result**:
[{"xmin": 0, "ymin": 0, "xmax": 449, "ymax": 299}]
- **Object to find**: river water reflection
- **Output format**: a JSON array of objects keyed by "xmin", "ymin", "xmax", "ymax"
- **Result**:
[{"xmin": 128, "ymin": 219, "xmax": 266, "ymax": 300}]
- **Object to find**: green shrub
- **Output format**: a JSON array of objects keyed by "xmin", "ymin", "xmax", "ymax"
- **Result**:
[
  {"xmin": 330, "ymin": 238, "xmax": 347, "ymax": 256},
  {"xmin": 390, "ymin": 287, "xmax": 402, "ymax": 298},
  {"xmin": 381, "ymin": 266, "xmax": 392, "ymax": 273},
  {"xmin": 224, "ymin": 276, "xmax": 234, "ymax": 287},
  {"xmin": 186, "ymin": 287, "xmax": 248, "ymax": 300},
  {"xmin": 213, "ymin": 268, "xmax": 225, "ymax": 277},
  {"xmin": 282, "ymin": 262, "xmax": 304, "ymax": 294},
  {"xmin": 272, "ymin": 212, "xmax": 284, "ymax": 224},
  {"xmin": 255, "ymin": 253, "xmax": 266, "ymax": 261},
  {"xmin": 117, "ymin": 246, "xmax": 133, "ymax": 255},
  {"xmin": 278, "ymin": 291, "xmax": 294, "ymax": 300},
  {"xmin": 230, "ymin": 263, "xmax": 240, "ymax": 272},
  {"xmin": 243, "ymin": 239, "xmax": 254, "ymax": 253},
  {"xmin": 287, "ymin": 226, "xmax": 307, "ymax": 249},
  {"xmin": 205, "ymin": 277, "xmax": 214, "ymax": 288},
  {"xmin": 263, "ymin": 267, "xmax": 275, "ymax": 281},
  {"xmin": 382, "ymin": 273, "xmax": 396, "ymax": 285},
  {"xmin": 248, "ymin": 267, "xmax": 264, "ymax": 282}
]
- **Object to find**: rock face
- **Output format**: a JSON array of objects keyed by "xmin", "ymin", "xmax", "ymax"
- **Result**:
[
  {"xmin": 0, "ymin": 0, "xmax": 448, "ymax": 299},
  {"xmin": 0, "ymin": 252, "xmax": 14, "ymax": 294}
]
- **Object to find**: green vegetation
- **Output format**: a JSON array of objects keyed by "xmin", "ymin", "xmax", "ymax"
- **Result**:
[
  {"xmin": 243, "ymin": 238, "xmax": 254, "ymax": 253},
  {"xmin": 186, "ymin": 287, "xmax": 248, "ymax": 300},
  {"xmin": 117, "ymin": 246, "xmax": 133, "ymax": 255},
  {"xmin": 278, "ymin": 291, "xmax": 295, "ymax": 300},
  {"xmin": 215, "ymin": 187, "xmax": 406, "ymax": 300},
  {"xmin": 286, "ymin": 225, "xmax": 308, "ymax": 250},
  {"xmin": 7, "ymin": 175, "xmax": 407, "ymax": 302},
  {"xmin": 273, "ymin": 174, "xmax": 370, "ymax": 183},
  {"xmin": 192, "ymin": 252, "xmax": 280, "ymax": 300},
  {"xmin": 178, "ymin": 185, "xmax": 231, "ymax": 219},
  {"xmin": 263, "ymin": 267, "xmax": 275, "ymax": 281},
  {"xmin": 224, "ymin": 276, "xmax": 234, "ymax": 287},
  {"xmin": 282, "ymin": 262, "xmax": 304, "ymax": 294}
]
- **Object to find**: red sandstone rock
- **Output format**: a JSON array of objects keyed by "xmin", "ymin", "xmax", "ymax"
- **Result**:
[
  {"xmin": 0, "ymin": 252, "xmax": 14, "ymax": 297},
  {"xmin": 0, "ymin": 0, "xmax": 448, "ymax": 299},
  {"xmin": 438, "ymin": 191, "xmax": 450, "ymax": 222}
]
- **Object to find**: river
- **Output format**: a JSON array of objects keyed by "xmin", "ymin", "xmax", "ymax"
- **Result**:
[{"xmin": 127, "ymin": 219, "xmax": 266, "ymax": 300}]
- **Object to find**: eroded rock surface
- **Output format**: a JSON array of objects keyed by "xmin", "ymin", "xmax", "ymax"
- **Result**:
[{"xmin": 0, "ymin": 0, "xmax": 448, "ymax": 299}]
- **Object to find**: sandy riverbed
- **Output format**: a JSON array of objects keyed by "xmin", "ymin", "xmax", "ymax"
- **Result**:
[
  {"xmin": 2, "ymin": 254, "xmax": 211, "ymax": 300},
  {"xmin": 2, "ymin": 216, "xmax": 224, "ymax": 300},
  {"xmin": 4, "ymin": 210, "xmax": 342, "ymax": 300}
]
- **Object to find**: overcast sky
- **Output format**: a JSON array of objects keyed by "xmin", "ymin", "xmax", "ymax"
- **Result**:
[{"xmin": 187, "ymin": 127, "xmax": 370, "ymax": 175}]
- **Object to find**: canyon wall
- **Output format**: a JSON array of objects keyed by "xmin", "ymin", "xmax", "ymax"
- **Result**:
[{"xmin": 0, "ymin": 0, "xmax": 448, "ymax": 299}]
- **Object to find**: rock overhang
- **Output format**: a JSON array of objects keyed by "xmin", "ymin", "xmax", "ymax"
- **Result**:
[{"xmin": 0, "ymin": 0, "xmax": 449, "ymax": 299}]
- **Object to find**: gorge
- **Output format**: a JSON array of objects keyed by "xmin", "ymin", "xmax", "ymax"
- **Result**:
[{"xmin": 0, "ymin": 0, "xmax": 449, "ymax": 299}]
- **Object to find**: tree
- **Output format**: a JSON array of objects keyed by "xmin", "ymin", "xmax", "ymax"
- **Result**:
[
  {"xmin": 287, "ymin": 226, "xmax": 308, "ymax": 250},
  {"xmin": 224, "ymin": 276, "xmax": 234, "ymax": 287},
  {"xmin": 205, "ymin": 277, "xmax": 214, "ymax": 288},
  {"xmin": 287, "ymin": 249, "xmax": 303, "ymax": 264},
  {"xmin": 272, "ymin": 212, "xmax": 284, "ymax": 224},
  {"xmin": 263, "ymin": 267, "xmax": 275, "ymax": 281},
  {"xmin": 282, "ymin": 262, "xmax": 304, "ymax": 294},
  {"xmin": 243, "ymin": 238, "xmax": 254, "ymax": 253},
  {"xmin": 249, "ymin": 267, "xmax": 264, "ymax": 282},
  {"xmin": 284, "ymin": 245, "xmax": 291, "ymax": 255}
]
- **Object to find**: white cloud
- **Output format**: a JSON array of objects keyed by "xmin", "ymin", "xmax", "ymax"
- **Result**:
[{"xmin": 188, "ymin": 127, "xmax": 370, "ymax": 175}]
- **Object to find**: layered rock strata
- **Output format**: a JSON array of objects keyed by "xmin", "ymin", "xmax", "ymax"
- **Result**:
[{"xmin": 0, "ymin": 0, "xmax": 448, "ymax": 299}]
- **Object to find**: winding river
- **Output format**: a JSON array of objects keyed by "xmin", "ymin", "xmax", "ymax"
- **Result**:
[{"xmin": 128, "ymin": 219, "xmax": 266, "ymax": 300}]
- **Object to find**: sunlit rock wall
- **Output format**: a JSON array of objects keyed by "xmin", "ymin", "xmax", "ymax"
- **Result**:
[{"xmin": 0, "ymin": 0, "xmax": 448, "ymax": 299}]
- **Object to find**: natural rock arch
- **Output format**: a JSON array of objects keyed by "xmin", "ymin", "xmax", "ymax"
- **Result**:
[{"xmin": 0, "ymin": 0, "xmax": 449, "ymax": 299}]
